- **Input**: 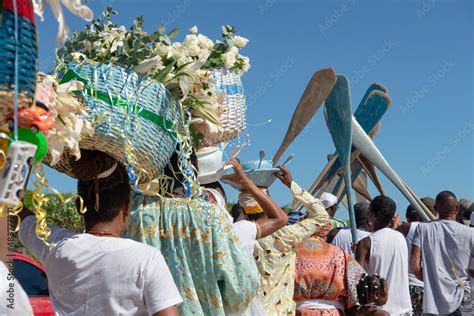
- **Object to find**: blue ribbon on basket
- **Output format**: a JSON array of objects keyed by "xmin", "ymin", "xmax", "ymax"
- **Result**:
[{"xmin": 214, "ymin": 83, "xmax": 244, "ymax": 95}]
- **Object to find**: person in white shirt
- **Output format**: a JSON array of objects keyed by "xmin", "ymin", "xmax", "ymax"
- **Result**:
[
  {"xmin": 327, "ymin": 201, "xmax": 372, "ymax": 257},
  {"xmin": 397, "ymin": 197, "xmax": 435, "ymax": 315},
  {"xmin": 355, "ymin": 195, "xmax": 412, "ymax": 315},
  {"xmin": 15, "ymin": 152, "xmax": 182, "ymax": 316},
  {"xmin": 411, "ymin": 191, "xmax": 474, "ymax": 315}
]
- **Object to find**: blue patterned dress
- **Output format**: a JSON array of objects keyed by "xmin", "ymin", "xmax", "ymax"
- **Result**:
[{"xmin": 124, "ymin": 193, "xmax": 260, "ymax": 315}]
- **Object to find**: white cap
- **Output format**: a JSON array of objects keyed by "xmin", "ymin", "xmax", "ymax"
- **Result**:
[{"xmin": 320, "ymin": 192, "xmax": 338, "ymax": 209}]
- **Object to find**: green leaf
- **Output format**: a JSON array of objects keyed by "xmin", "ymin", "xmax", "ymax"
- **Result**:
[
  {"xmin": 167, "ymin": 28, "xmax": 180, "ymax": 39},
  {"xmin": 158, "ymin": 24, "xmax": 166, "ymax": 34},
  {"xmin": 154, "ymin": 59, "xmax": 177, "ymax": 82}
]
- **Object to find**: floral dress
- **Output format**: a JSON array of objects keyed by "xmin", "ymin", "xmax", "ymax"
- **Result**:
[
  {"xmin": 294, "ymin": 237, "xmax": 365, "ymax": 316},
  {"xmin": 254, "ymin": 181, "xmax": 330, "ymax": 316},
  {"xmin": 125, "ymin": 194, "xmax": 260, "ymax": 316}
]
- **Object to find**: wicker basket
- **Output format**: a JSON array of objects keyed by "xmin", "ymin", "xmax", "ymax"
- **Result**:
[
  {"xmin": 207, "ymin": 67, "xmax": 246, "ymax": 144},
  {"xmin": 44, "ymin": 62, "xmax": 181, "ymax": 183},
  {"xmin": 0, "ymin": 0, "xmax": 37, "ymax": 123}
]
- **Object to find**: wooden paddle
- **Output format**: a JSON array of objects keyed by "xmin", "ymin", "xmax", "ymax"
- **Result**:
[
  {"xmin": 302, "ymin": 86, "xmax": 389, "ymax": 199},
  {"xmin": 351, "ymin": 117, "xmax": 434, "ymax": 221},
  {"xmin": 357, "ymin": 154, "xmax": 386, "ymax": 195},
  {"xmin": 324, "ymin": 75, "xmax": 358, "ymax": 244},
  {"xmin": 272, "ymin": 68, "xmax": 337, "ymax": 166},
  {"xmin": 332, "ymin": 122, "xmax": 382, "ymax": 203}
]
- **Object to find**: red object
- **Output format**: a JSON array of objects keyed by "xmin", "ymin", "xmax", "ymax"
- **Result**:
[
  {"xmin": 7, "ymin": 107, "xmax": 54, "ymax": 133},
  {"xmin": 12, "ymin": 252, "xmax": 55, "ymax": 315},
  {"xmin": 2, "ymin": 0, "xmax": 36, "ymax": 25}
]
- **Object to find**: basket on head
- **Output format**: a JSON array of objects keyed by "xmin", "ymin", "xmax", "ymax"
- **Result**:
[
  {"xmin": 0, "ymin": 0, "xmax": 38, "ymax": 123},
  {"xmin": 43, "ymin": 62, "xmax": 182, "ymax": 184},
  {"xmin": 206, "ymin": 67, "xmax": 246, "ymax": 145}
]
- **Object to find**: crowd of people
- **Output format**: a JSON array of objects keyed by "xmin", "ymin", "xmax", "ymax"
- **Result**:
[{"xmin": 7, "ymin": 151, "xmax": 474, "ymax": 316}]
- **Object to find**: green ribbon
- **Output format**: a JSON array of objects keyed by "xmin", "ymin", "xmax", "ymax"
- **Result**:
[{"xmin": 58, "ymin": 67, "xmax": 176, "ymax": 138}]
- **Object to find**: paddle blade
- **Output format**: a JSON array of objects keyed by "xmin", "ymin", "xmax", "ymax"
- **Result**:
[
  {"xmin": 324, "ymin": 75, "xmax": 353, "ymax": 166},
  {"xmin": 272, "ymin": 68, "xmax": 337, "ymax": 165},
  {"xmin": 351, "ymin": 117, "xmax": 432, "ymax": 221}
]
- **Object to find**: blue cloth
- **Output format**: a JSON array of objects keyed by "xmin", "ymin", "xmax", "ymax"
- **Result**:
[
  {"xmin": 124, "ymin": 194, "xmax": 260, "ymax": 316},
  {"xmin": 287, "ymin": 210, "xmax": 308, "ymax": 225}
]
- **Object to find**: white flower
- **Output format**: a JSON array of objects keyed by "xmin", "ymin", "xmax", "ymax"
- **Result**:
[
  {"xmin": 177, "ymin": 56, "xmax": 193, "ymax": 67},
  {"xmin": 224, "ymin": 52, "xmax": 237, "ymax": 68},
  {"xmin": 70, "ymin": 52, "xmax": 87, "ymax": 63},
  {"xmin": 187, "ymin": 44, "xmax": 201, "ymax": 57},
  {"xmin": 189, "ymin": 26, "xmax": 198, "ymax": 35},
  {"xmin": 167, "ymin": 42, "xmax": 185, "ymax": 59},
  {"xmin": 183, "ymin": 34, "xmax": 199, "ymax": 49},
  {"xmin": 241, "ymin": 56, "xmax": 251, "ymax": 73},
  {"xmin": 228, "ymin": 46, "xmax": 239, "ymax": 57},
  {"xmin": 154, "ymin": 43, "xmax": 170, "ymax": 57},
  {"xmin": 233, "ymin": 35, "xmax": 249, "ymax": 48},
  {"xmin": 197, "ymin": 34, "xmax": 214, "ymax": 49},
  {"xmin": 133, "ymin": 55, "xmax": 163, "ymax": 74}
]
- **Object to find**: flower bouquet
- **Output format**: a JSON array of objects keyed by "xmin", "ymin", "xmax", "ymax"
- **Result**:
[{"xmin": 46, "ymin": 6, "xmax": 251, "ymax": 183}]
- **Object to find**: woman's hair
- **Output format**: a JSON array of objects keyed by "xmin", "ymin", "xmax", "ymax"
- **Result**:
[
  {"xmin": 72, "ymin": 150, "xmax": 130, "ymax": 227},
  {"xmin": 357, "ymin": 274, "xmax": 386, "ymax": 305}
]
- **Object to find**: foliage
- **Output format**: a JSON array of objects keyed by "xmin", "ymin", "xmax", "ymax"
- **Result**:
[
  {"xmin": 55, "ymin": 6, "xmax": 250, "ymax": 133},
  {"xmin": 11, "ymin": 191, "xmax": 84, "ymax": 254}
]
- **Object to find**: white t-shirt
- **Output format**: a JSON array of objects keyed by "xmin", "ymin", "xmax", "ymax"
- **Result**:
[
  {"xmin": 19, "ymin": 216, "xmax": 182, "ymax": 316},
  {"xmin": 412, "ymin": 220, "xmax": 474, "ymax": 314},
  {"xmin": 232, "ymin": 220, "xmax": 258, "ymax": 255},
  {"xmin": 367, "ymin": 228, "xmax": 412, "ymax": 315},
  {"xmin": 331, "ymin": 227, "xmax": 371, "ymax": 257},
  {"xmin": 406, "ymin": 222, "xmax": 424, "ymax": 288},
  {"xmin": 0, "ymin": 261, "xmax": 33, "ymax": 315}
]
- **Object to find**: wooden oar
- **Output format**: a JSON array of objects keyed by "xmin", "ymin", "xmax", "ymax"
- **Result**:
[
  {"xmin": 351, "ymin": 117, "xmax": 434, "ymax": 221},
  {"xmin": 332, "ymin": 122, "xmax": 382, "ymax": 203},
  {"xmin": 357, "ymin": 154, "xmax": 386, "ymax": 195},
  {"xmin": 402, "ymin": 179, "xmax": 435, "ymax": 219},
  {"xmin": 272, "ymin": 68, "xmax": 337, "ymax": 166},
  {"xmin": 324, "ymin": 75, "xmax": 358, "ymax": 245},
  {"xmin": 302, "ymin": 85, "xmax": 389, "ymax": 199}
]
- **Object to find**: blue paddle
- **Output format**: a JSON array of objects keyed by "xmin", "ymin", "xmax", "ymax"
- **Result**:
[
  {"xmin": 324, "ymin": 75, "xmax": 357, "ymax": 245},
  {"xmin": 304, "ymin": 83, "xmax": 388, "ymax": 199},
  {"xmin": 333, "ymin": 91, "xmax": 391, "ymax": 202}
]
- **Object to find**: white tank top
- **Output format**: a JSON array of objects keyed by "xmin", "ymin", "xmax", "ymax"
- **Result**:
[
  {"xmin": 367, "ymin": 228, "xmax": 412, "ymax": 315},
  {"xmin": 331, "ymin": 227, "xmax": 371, "ymax": 257},
  {"xmin": 406, "ymin": 222, "xmax": 424, "ymax": 287}
]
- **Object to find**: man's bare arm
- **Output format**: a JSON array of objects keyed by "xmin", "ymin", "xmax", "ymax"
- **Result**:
[
  {"xmin": 355, "ymin": 236, "xmax": 371, "ymax": 267},
  {"xmin": 410, "ymin": 245, "xmax": 423, "ymax": 281}
]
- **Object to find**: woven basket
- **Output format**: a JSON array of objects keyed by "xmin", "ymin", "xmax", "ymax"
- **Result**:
[
  {"xmin": 207, "ymin": 67, "xmax": 246, "ymax": 144},
  {"xmin": 0, "ymin": 0, "xmax": 37, "ymax": 123},
  {"xmin": 44, "ymin": 62, "xmax": 181, "ymax": 184}
]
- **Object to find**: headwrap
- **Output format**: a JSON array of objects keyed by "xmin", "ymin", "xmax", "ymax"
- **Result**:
[{"xmin": 238, "ymin": 189, "xmax": 268, "ymax": 215}]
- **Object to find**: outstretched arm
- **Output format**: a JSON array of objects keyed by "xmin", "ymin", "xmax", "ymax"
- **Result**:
[{"xmin": 222, "ymin": 158, "xmax": 288, "ymax": 238}]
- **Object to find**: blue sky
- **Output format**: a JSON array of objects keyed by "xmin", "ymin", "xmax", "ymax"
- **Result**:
[{"xmin": 36, "ymin": 0, "xmax": 473, "ymax": 219}]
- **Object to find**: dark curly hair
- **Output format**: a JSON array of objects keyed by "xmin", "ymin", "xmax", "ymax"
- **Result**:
[
  {"xmin": 357, "ymin": 274, "xmax": 386, "ymax": 305},
  {"xmin": 370, "ymin": 195, "xmax": 396, "ymax": 228}
]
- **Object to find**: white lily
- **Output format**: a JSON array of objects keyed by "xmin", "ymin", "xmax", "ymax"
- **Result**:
[
  {"xmin": 133, "ymin": 55, "xmax": 163, "ymax": 75},
  {"xmin": 33, "ymin": 0, "xmax": 93, "ymax": 45}
]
